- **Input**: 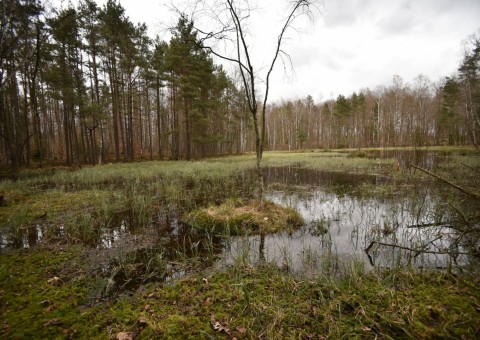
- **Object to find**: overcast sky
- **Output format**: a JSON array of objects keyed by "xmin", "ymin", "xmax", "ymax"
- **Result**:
[{"xmin": 53, "ymin": 0, "xmax": 480, "ymax": 102}]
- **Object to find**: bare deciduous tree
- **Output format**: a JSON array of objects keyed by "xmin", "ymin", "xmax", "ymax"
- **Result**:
[{"xmin": 182, "ymin": 0, "xmax": 321, "ymax": 199}]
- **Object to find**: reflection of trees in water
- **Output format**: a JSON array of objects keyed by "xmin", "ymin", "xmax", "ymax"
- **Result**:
[
  {"xmin": 375, "ymin": 150, "xmax": 441, "ymax": 169},
  {"xmin": 258, "ymin": 164, "xmax": 478, "ymax": 271},
  {"xmin": 259, "ymin": 235, "xmax": 265, "ymax": 263},
  {"xmin": 264, "ymin": 165, "xmax": 381, "ymax": 188},
  {"xmin": 1, "ymin": 225, "xmax": 44, "ymax": 250}
]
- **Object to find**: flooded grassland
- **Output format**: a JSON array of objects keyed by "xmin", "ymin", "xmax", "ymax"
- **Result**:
[{"xmin": 1, "ymin": 148, "xmax": 479, "ymax": 338}]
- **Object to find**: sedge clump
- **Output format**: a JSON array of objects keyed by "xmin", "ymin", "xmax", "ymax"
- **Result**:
[{"xmin": 184, "ymin": 199, "xmax": 304, "ymax": 235}]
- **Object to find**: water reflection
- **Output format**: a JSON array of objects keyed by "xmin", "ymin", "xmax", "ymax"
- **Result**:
[
  {"xmin": 0, "ymin": 225, "xmax": 44, "ymax": 251},
  {"xmin": 264, "ymin": 165, "xmax": 382, "ymax": 188},
  {"xmin": 91, "ymin": 216, "xmax": 225, "ymax": 295},
  {"xmin": 0, "ymin": 160, "xmax": 468, "ymax": 291},
  {"xmin": 218, "ymin": 166, "xmax": 466, "ymax": 274},
  {"xmin": 363, "ymin": 149, "xmax": 448, "ymax": 169}
]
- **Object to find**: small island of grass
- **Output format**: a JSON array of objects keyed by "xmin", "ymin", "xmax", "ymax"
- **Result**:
[{"xmin": 183, "ymin": 199, "xmax": 304, "ymax": 235}]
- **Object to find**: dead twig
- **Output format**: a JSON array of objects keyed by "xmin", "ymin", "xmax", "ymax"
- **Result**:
[{"xmin": 406, "ymin": 222, "xmax": 456, "ymax": 229}]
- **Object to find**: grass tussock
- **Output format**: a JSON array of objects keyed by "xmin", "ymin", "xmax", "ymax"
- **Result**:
[{"xmin": 184, "ymin": 199, "xmax": 304, "ymax": 235}]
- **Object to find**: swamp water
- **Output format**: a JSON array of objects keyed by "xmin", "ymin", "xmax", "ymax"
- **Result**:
[
  {"xmin": 0, "ymin": 151, "xmax": 468, "ymax": 295},
  {"xmin": 219, "ymin": 166, "xmax": 466, "ymax": 275},
  {"xmin": 362, "ymin": 149, "xmax": 447, "ymax": 169}
]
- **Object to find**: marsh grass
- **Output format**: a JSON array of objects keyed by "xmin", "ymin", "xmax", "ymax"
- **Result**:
[
  {"xmin": 2, "ymin": 243, "xmax": 478, "ymax": 339},
  {"xmin": 0, "ymin": 160, "xmax": 261, "ymax": 245},
  {"xmin": 2, "ymin": 147, "xmax": 476, "ymax": 259},
  {"xmin": 1, "ymin": 148, "xmax": 480, "ymax": 338}
]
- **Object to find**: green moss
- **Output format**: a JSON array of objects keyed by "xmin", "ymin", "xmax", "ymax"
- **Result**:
[
  {"xmin": 132, "ymin": 266, "xmax": 480, "ymax": 339},
  {"xmin": 1, "ymin": 246, "xmax": 479, "ymax": 338},
  {"xmin": 1, "ymin": 247, "xmax": 89, "ymax": 338},
  {"xmin": 0, "ymin": 245, "xmax": 147, "ymax": 339},
  {"xmin": 184, "ymin": 199, "xmax": 304, "ymax": 235}
]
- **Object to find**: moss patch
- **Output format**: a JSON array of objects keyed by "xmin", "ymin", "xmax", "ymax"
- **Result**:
[
  {"xmin": 1, "ymin": 247, "xmax": 479, "ymax": 338},
  {"xmin": 134, "ymin": 266, "xmax": 480, "ymax": 339},
  {"xmin": 1, "ymin": 246, "xmax": 95, "ymax": 338},
  {"xmin": 183, "ymin": 199, "xmax": 304, "ymax": 235}
]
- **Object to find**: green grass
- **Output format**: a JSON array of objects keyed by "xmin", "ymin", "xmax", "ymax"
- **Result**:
[
  {"xmin": 0, "ymin": 147, "xmax": 479, "ymax": 338},
  {"xmin": 135, "ymin": 265, "xmax": 480, "ymax": 339},
  {"xmin": 0, "ymin": 150, "xmax": 393, "ymax": 243},
  {"xmin": 1, "ymin": 248, "xmax": 479, "ymax": 339},
  {"xmin": 0, "ymin": 146, "xmax": 478, "ymax": 244}
]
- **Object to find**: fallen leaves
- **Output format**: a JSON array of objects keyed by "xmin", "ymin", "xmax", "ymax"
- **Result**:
[
  {"xmin": 138, "ymin": 316, "xmax": 148, "ymax": 327},
  {"xmin": 116, "ymin": 331, "xmax": 136, "ymax": 340},
  {"xmin": 211, "ymin": 315, "xmax": 231, "ymax": 336},
  {"xmin": 236, "ymin": 326, "xmax": 247, "ymax": 334}
]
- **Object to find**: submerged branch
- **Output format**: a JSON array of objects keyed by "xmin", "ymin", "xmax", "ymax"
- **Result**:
[{"xmin": 406, "ymin": 222, "xmax": 456, "ymax": 229}]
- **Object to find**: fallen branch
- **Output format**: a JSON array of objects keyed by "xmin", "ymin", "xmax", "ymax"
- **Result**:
[
  {"xmin": 461, "ymin": 162, "xmax": 480, "ymax": 175},
  {"xmin": 410, "ymin": 164, "xmax": 480, "ymax": 200},
  {"xmin": 364, "ymin": 240, "xmax": 470, "ymax": 256},
  {"xmin": 406, "ymin": 222, "xmax": 456, "ymax": 229}
]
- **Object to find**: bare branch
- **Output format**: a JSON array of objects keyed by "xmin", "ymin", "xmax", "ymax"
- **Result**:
[
  {"xmin": 181, "ymin": 0, "xmax": 321, "ymax": 199},
  {"xmin": 226, "ymin": 0, "xmax": 256, "ymax": 112},
  {"xmin": 410, "ymin": 164, "xmax": 480, "ymax": 200},
  {"xmin": 461, "ymin": 162, "xmax": 480, "ymax": 174},
  {"xmin": 365, "ymin": 240, "xmax": 470, "ymax": 256},
  {"xmin": 200, "ymin": 43, "xmax": 249, "ymax": 72},
  {"xmin": 261, "ymin": 0, "xmax": 319, "ymax": 150}
]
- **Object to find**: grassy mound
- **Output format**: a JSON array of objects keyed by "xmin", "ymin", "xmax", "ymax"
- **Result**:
[{"xmin": 184, "ymin": 199, "xmax": 304, "ymax": 235}]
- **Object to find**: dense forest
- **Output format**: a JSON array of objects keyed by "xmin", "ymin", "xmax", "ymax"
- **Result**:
[{"xmin": 1, "ymin": 0, "xmax": 479, "ymax": 169}]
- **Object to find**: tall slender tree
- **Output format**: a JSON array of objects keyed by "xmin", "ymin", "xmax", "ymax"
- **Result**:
[{"xmin": 184, "ymin": 0, "xmax": 320, "ymax": 198}]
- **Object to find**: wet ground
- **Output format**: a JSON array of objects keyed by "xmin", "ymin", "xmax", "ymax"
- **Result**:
[{"xmin": 0, "ymin": 149, "xmax": 473, "ymax": 295}]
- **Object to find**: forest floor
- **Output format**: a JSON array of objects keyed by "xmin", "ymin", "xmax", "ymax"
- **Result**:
[{"xmin": 1, "ymin": 147, "xmax": 479, "ymax": 338}]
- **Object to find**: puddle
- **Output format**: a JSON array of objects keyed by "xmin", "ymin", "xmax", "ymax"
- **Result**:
[
  {"xmin": 0, "ymin": 225, "xmax": 45, "ymax": 249},
  {"xmin": 86, "ymin": 216, "xmax": 225, "ymax": 297},
  {"xmin": 264, "ymin": 165, "xmax": 383, "ymax": 187},
  {"xmin": 0, "ymin": 214, "xmax": 224, "ymax": 296}
]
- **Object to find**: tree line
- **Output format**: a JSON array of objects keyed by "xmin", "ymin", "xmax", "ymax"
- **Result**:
[
  {"xmin": 266, "ymin": 37, "xmax": 480, "ymax": 150},
  {"xmin": 0, "ymin": 0, "xmax": 254, "ymax": 171},
  {"xmin": 1, "ymin": 0, "xmax": 478, "ymax": 171}
]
